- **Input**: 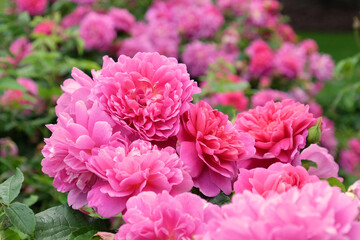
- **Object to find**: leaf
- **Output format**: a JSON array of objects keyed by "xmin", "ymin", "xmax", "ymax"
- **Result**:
[
  {"xmin": 69, "ymin": 227, "xmax": 98, "ymax": 240},
  {"xmin": 0, "ymin": 168, "xmax": 24, "ymax": 205},
  {"xmin": 23, "ymin": 195, "xmax": 39, "ymax": 207},
  {"xmin": 4, "ymin": 202, "xmax": 36, "ymax": 235},
  {"xmin": 326, "ymin": 177, "xmax": 346, "ymax": 192},
  {"xmin": 34, "ymin": 205, "xmax": 108, "ymax": 240},
  {"xmin": 0, "ymin": 229, "xmax": 20, "ymax": 240},
  {"xmin": 0, "ymin": 79, "xmax": 27, "ymax": 91},
  {"xmin": 208, "ymin": 192, "xmax": 231, "ymax": 206},
  {"xmin": 301, "ymin": 159, "xmax": 318, "ymax": 171}
]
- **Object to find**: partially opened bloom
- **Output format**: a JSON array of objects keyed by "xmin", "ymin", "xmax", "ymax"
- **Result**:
[
  {"xmin": 235, "ymin": 99, "xmax": 317, "ymax": 169},
  {"xmin": 16, "ymin": 0, "xmax": 47, "ymax": 15},
  {"xmin": 86, "ymin": 140, "xmax": 193, "ymax": 217},
  {"xmin": 234, "ymin": 162, "xmax": 319, "ymax": 197},
  {"xmin": 300, "ymin": 144, "xmax": 340, "ymax": 179},
  {"xmin": 177, "ymin": 101, "xmax": 255, "ymax": 197},
  {"xmin": 92, "ymin": 52, "xmax": 200, "ymax": 141},
  {"xmin": 206, "ymin": 181, "xmax": 360, "ymax": 239},
  {"xmin": 79, "ymin": 12, "xmax": 116, "ymax": 51}
]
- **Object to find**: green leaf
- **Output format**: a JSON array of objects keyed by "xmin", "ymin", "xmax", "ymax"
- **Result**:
[
  {"xmin": 208, "ymin": 192, "xmax": 231, "ymax": 206},
  {"xmin": 0, "ymin": 168, "xmax": 24, "ymax": 205},
  {"xmin": 0, "ymin": 79, "xmax": 27, "ymax": 91},
  {"xmin": 69, "ymin": 227, "xmax": 97, "ymax": 240},
  {"xmin": 34, "ymin": 205, "xmax": 95, "ymax": 240},
  {"xmin": 326, "ymin": 177, "xmax": 346, "ymax": 192},
  {"xmin": 0, "ymin": 229, "xmax": 20, "ymax": 240},
  {"xmin": 23, "ymin": 195, "xmax": 39, "ymax": 207},
  {"xmin": 4, "ymin": 202, "xmax": 36, "ymax": 235},
  {"xmin": 301, "ymin": 159, "xmax": 318, "ymax": 171}
]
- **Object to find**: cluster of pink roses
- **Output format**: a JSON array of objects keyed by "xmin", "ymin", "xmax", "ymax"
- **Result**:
[
  {"xmin": 246, "ymin": 39, "xmax": 334, "ymax": 81},
  {"xmin": 41, "ymin": 52, "xmax": 357, "ymax": 239}
]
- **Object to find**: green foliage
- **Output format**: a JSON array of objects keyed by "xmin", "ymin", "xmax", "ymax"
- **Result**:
[
  {"xmin": 4, "ymin": 202, "xmax": 36, "ymax": 235},
  {"xmin": 34, "ymin": 205, "xmax": 108, "ymax": 240},
  {"xmin": 301, "ymin": 159, "xmax": 318, "ymax": 171},
  {"xmin": 326, "ymin": 177, "xmax": 347, "ymax": 192},
  {"xmin": 0, "ymin": 168, "xmax": 24, "ymax": 205}
]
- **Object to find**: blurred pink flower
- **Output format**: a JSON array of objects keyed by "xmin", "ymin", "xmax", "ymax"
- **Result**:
[
  {"xmin": 246, "ymin": 40, "xmax": 274, "ymax": 77},
  {"xmin": 6, "ymin": 37, "xmax": 32, "ymax": 66},
  {"xmin": 79, "ymin": 12, "xmax": 116, "ymax": 51},
  {"xmin": 234, "ymin": 162, "xmax": 319, "ymax": 197},
  {"xmin": 300, "ymin": 144, "xmax": 340, "ymax": 179},
  {"xmin": 0, "ymin": 78, "xmax": 38, "ymax": 108},
  {"xmin": 235, "ymin": 99, "xmax": 317, "ymax": 169},
  {"xmin": 0, "ymin": 138, "xmax": 18, "ymax": 158},
  {"xmin": 108, "ymin": 8, "xmax": 135, "ymax": 32},
  {"xmin": 87, "ymin": 140, "xmax": 193, "ymax": 217},
  {"xmin": 177, "ymin": 101, "xmax": 255, "ymax": 196},
  {"xmin": 251, "ymin": 89, "xmax": 288, "ymax": 107},
  {"xmin": 299, "ymin": 39, "xmax": 318, "ymax": 55},
  {"xmin": 61, "ymin": 5, "xmax": 91, "ymax": 28},
  {"xmin": 276, "ymin": 23, "xmax": 297, "ymax": 42},
  {"xmin": 116, "ymin": 191, "xmax": 219, "ymax": 239},
  {"xmin": 212, "ymin": 91, "xmax": 248, "ymax": 111},
  {"xmin": 206, "ymin": 181, "xmax": 360, "ymax": 239},
  {"xmin": 274, "ymin": 43, "xmax": 306, "ymax": 79},
  {"xmin": 340, "ymin": 138, "xmax": 360, "ymax": 175},
  {"xmin": 320, "ymin": 117, "xmax": 338, "ymax": 155},
  {"xmin": 33, "ymin": 20, "xmax": 54, "ymax": 35},
  {"xmin": 92, "ymin": 52, "xmax": 200, "ymax": 141},
  {"xmin": 182, "ymin": 41, "xmax": 230, "ymax": 77},
  {"xmin": 308, "ymin": 101, "xmax": 323, "ymax": 117},
  {"xmin": 16, "ymin": 0, "xmax": 47, "ymax": 15},
  {"xmin": 309, "ymin": 53, "xmax": 334, "ymax": 82}
]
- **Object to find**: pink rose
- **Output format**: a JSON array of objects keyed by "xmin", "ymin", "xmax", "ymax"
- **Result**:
[
  {"xmin": 16, "ymin": 0, "xmax": 47, "ymax": 15},
  {"xmin": 92, "ymin": 52, "xmax": 200, "ymax": 141},
  {"xmin": 234, "ymin": 162, "xmax": 319, "ymax": 197},
  {"xmin": 33, "ymin": 20, "xmax": 54, "ymax": 35},
  {"xmin": 177, "ymin": 101, "xmax": 255, "ymax": 196},
  {"xmin": 235, "ymin": 99, "xmax": 317, "ymax": 169},
  {"xmin": 115, "ymin": 191, "xmax": 219, "ymax": 239}
]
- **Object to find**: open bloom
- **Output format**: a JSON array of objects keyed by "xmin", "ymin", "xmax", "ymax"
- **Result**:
[
  {"xmin": 206, "ymin": 181, "xmax": 360, "ymax": 239},
  {"xmin": 92, "ymin": 52, "xmax": 200, "ymax": 141},
  {"xmin": 115, "ymin": 191, "xmax": 219, "ymax": 239},
  {"xmin": 251, "ymin": 89, "xmax": 288, "ymax": 107},
  {"xmin": 234, "ymin": 162, "xmax": 319, "ymax": 197},
  {"xmin": 86, "ymin": 140, "xmax": 193, "ymax": 217},
  {"xmin": 246, "ymin": 40, "xmax": 274, "ymax": 78},
  {"xmin": 274, "ymin": 43, "xmax": 305, "ymax": 79},
  {"xmin": 309, "ymin": 53, "xmax": 334, "ymax": 82},
  {"xmin": 108, "ymin": 7, "xmax": 135, "ymax": 32},
  {"xmin": 178, "ymin": 101, "xmax": 255, "ymax": 196},
  {"xmin": 235, "ymin": 99, "xmax": 317, "ymax": 169}
]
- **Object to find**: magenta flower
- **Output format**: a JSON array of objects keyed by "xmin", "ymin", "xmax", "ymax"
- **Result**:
[
  {"xmin": 33, "ymin": 20, "xmax": 54, "ymax": 35},
  {"xmin": 177, "ymin": 101, "xmax": 255, "ymax": 197},
  {"xmin": 0, "ymin": 78, "xmax": 38, "ymax": 108},
  {"xmin": 300, "ymin": 144, "xmax": 340, "ymax": 179},
  {"xmin": 16, "ymin": 0, "xmax": 47, "ymax": 15},
  {"xmin": 212, "ymin": 91, "xmax": 249, "ymax": 111},
  {"xmin": 206, "ymin": 181, "xmax": 360, "ymax": 239},
  {"xmin": 92, "ymin": 52, "xmax": 200, "ymax": 141},
  {"xmin": 79, "ymin": 12, "xmax": 116, "ymax": 51},
  {"xmin": 108, "ymin": 8, "xmax": 135, "ymax": 32},
  {"xmin": 86, "ymin": 140, "xmax": 193, "ymax": 217},
  {"xmin": 274, "ymin": 43, "xmax": 306, "ymax": 79},
  {"xmin": 251, "ymin": 89, "xmax": 288, "ymax": 107},
  {"xmin": 115, "ymin": 191, "xmax": 219, "ymax": 240},
  {"xmin": 235, "ymin": 99, "xmax": 317, "ymax": 169},
  {"xmin": 234, "ymin": 162, "xmax": 319, "ymax": 197},
  {"xmin": 309, "ymin": 53, "xmax": 334, "ymax": 82}
]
